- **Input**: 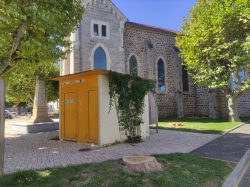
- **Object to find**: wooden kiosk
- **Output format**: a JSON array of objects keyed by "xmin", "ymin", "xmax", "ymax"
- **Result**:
[{"xmin": 53, "ymin": 70, "xmax": 150, "ymax": 145}]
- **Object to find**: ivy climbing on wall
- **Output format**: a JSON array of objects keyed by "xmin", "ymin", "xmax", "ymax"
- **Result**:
[{"xmin": 108, "ymin": 71, "xmax": 155, "ymax": 142}]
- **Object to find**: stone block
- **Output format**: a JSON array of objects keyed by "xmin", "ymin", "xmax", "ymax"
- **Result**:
[
  {"xmin": 31, "ymin": 80, "xmax": 52, "ymax": 123},
  {"xmin": 11, "ymin": 122, "xmax": 59, "ymax": 134}
]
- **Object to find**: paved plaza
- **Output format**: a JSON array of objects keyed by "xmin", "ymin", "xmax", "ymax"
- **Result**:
[
  {"xmin": 190, "ymin": 122, "xmax": 250, "ymax": 187},
  {"xmin": 192, "ymin": 123, "xmax": 250, "ymax": 162},
  {"xmin": 4, "ymin": 118, "xmax": 219, "ymax": 174}
]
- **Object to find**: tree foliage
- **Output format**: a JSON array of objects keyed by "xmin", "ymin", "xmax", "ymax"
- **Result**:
[
  {"xmin": 4, "ymin": 61, "xmax": 59, "ymax": 105},
  {"xmin": 108, "ymin": 71, "xmax": 155, "ymax": 142},
  {"xmin": 0, "ymin": 0, "xmax": 83, "ymax": 75},
  {"xmin": 177, "ymin": 0, "xmax": 250, "ymax": 121}
]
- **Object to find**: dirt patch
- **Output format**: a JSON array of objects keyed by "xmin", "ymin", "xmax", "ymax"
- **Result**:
[{"xmin": 168, "ymin": 122, "xmax": 184, "ymax": 128}]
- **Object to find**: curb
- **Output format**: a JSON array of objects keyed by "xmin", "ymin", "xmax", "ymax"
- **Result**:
[
  {"xmin": 222, "ymin": 149, "xmax": 250, "ymax": 187},
  {"xmin": 222, "ymin": 120, "xmax": 250, "ymax": 135},
  {"xmin": 11, "ymin": 122, "xmax": 59, "ymax": 133}
]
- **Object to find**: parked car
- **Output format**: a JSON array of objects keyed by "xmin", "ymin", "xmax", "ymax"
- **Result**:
[
  {"xmin": 5, "ymin": 110, "xmax": 13, "ymax": 119},
  {"xmin": 10, "ymin": 111, "xmax": 18, "ymax": 117}
]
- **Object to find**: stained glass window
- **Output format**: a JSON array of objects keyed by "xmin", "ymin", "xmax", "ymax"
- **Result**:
[
  {"xmin": 157, "ymin": 59, "xmax": 166, "ymax": 92},
  {"xmin": 94, "ymin": 47, "xmax": 107, "ymax": 70}
]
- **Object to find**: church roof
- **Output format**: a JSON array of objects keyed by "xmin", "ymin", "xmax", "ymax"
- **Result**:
[{"xmin": 126, "ymin": 22, "xmax": 182, "ymax": 35}]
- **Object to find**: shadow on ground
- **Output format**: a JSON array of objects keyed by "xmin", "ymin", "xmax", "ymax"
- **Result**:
[{"xmin": 192, "ymin": 132, "xmax": 250, "ymax": 162}]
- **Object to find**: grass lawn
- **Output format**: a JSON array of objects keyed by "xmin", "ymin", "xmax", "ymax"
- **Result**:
[
  {"xmin": 0, "ymin": 153, "xmax": 234, "ymax": 187},
  {"xmin": 151, "ymin": 117, "xmax": 250, "ymax": 134}
]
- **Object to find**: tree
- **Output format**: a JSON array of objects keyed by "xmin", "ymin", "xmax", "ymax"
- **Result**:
[
  {"xmin": 177, "ymin": 0, "xmax": 250, "ymax": 121},
  {"xmin": 4, "ymin": 61, "xmax": 59, "ymax": 106},
  {"xmin": 0, "ymin": 0, "xmax": 83, "ymax": 75}
]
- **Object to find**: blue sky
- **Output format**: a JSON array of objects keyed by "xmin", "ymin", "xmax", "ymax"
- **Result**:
[{"xmin": 112, "ymin": 0, "xmax": 197, "ymax": 31}]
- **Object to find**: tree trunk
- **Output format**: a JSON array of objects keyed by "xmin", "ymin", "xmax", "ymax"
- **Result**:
[
  {"xmin": 30, "ymin": 80, "xmax": 52, "ymax": 123},
  {"xmin": 227, "ymin": 95, "xmax": 240, "ymax": 122},
  {"xmin": 0, "ymin": 78, "xmax": 5, "ymax": 176}
]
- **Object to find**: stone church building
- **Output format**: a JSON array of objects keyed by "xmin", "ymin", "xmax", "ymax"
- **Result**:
[{"xmin": 61, "ymin": 0, "xmax": 250, "ymax": 120}]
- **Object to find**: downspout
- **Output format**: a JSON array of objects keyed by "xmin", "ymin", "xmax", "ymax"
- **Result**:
[
  {"xmin": 145, "ymin": 40, "xmax": 154, "ymax": 79},
  {"xmin": 79, "ymin": 22, "xmax": 83, "ymax": 72}
]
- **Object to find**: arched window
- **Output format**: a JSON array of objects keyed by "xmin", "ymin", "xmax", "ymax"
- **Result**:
[
  {"xmin": 157, "ymin": 58, "xmax": 166, "ymax": 92},
  {"xmin": 129, "ymin": 55, "xmax": 138, "ymax": 76},
  {"xmin": 182, "ymin": 65, "xmax": 189, "ymax": 92},
  {"xmin": 94, "ymin": 47, "xmax": 107, "ymax": 70}
]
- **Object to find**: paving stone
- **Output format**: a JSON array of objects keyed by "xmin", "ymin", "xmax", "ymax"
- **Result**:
[{"xmin": 3, "ymin": 129, "xmax": 218, "ymax": 174}]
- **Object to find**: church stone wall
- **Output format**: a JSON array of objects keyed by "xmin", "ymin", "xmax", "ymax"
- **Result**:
[
  {"xmin": 184, "ymin": 85, "xmax": 250, "ymax": 118},
  {"xmin": 183, "ymin": 84, "xmax": 197, "ymax": 117},
  {"xmin": 196, "ymin": 86, "xmax": 210, "ymax": 117},
  {"xmin": 123, "ymin": 24, "xmax": 181, "ymax": 118},
  {"xmin": 238, "ymin": 92, "xmax": 250, "ymax": 117}
]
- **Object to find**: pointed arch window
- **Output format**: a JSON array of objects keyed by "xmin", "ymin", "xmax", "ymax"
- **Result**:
[
  {"xmin": 182, "ymin": 65, "xmax": 189, "ymax": 92},
  {"xmin": 94, "ymin": 47, "xmax": 107, "ymax": 70},
  {"xmin": 157, "ymin": 59, "xmax": 166, "ymax": 92},
  {"xmin": 129, "ymin": 55, "xmax": 138, "ymax": 76}
]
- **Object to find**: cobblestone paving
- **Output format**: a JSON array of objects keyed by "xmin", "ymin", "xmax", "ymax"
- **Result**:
[
  {"xmin": 4, "ymin": 129, "xmax": 219, "ymax": 174},
  {"xmin": 5, "ymin": 117, "xmax": 30, "ymax": 138}
]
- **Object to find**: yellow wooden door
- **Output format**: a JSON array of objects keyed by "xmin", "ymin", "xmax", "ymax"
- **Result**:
[
  {"xmin": 64, "ymin": 92, "xmax": 78, "ymax": 141},
  {"xmin": 88, "ymin": 90, "xmax": 98, "ymax": 143}
]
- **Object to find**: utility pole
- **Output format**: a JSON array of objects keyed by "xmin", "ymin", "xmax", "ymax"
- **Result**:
[{"xmin": 0, "ymin": 78, "xmax": 5, "ymax": 176}]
